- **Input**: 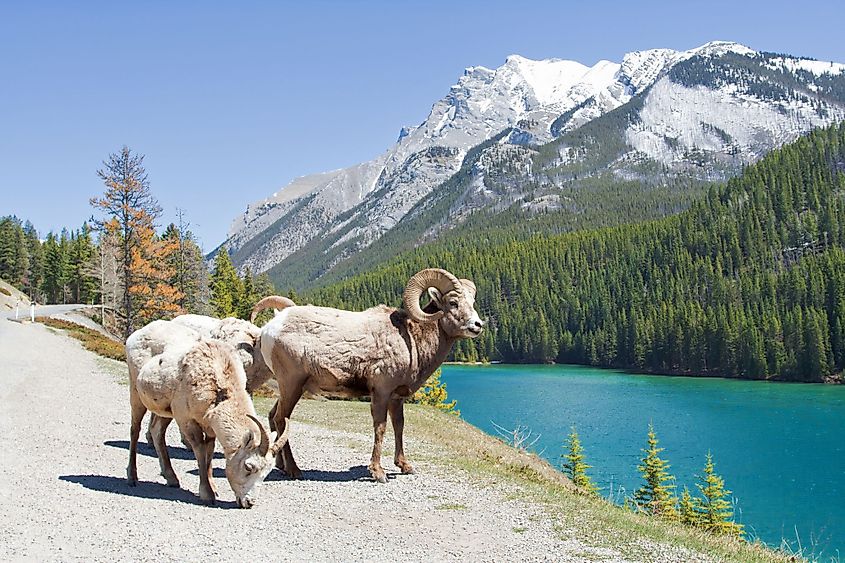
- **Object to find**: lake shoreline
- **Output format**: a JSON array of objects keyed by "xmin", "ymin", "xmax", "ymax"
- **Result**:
[
  {"xmin": 441, "ymin": 363, "xmax": 845, "ymax": 558},
  {"xmin": 443, "ymin": 361, "xmax": 844, "ymax": 385}
]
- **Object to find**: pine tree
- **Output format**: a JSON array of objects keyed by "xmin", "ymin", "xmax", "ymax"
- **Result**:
[
  {"xmin": 632, "ymin": 424, "xmax": 678, "ymax": 518},
  {"xmin": 210, "ymin": 248, "xmax": 242, "ymax": 318},
  {"xmin": 162, "ymin": 210, "xmax": 210, "ymax": 314},
  {"xmin": 408, "ymin": 369, "xmax": 459, "ymax": 414},
  {"xmin": 0, "ymin": 217, "xmax": 16, "ymax": 284},
  {"xmin": 40, "ymin": 232, "xmax": 68, "ymax": 304},
  {"xmin": 561, "ymin": 426, "xmax": 598, "ymax": 495},
  {"xmin": 22, "ymin": 221, "xmax": 43, "ymax": 302},
  {"xmin": 678, "ymin": 486, "xmax": 698, "ymax": 526},
  {"xmin": 237, "ymin": 267, "xmax": 256, "ymax": 320},
  {"xmin": 694, "ymin": 452, "xmax": 744, "ymax": 537},
  {"xmin": 66, "ymin": 224, "xmax": 99, "ymax": 304},
  {"xmin": 0, "ymin": 217, "xmax": 29, "ymax": 290}
]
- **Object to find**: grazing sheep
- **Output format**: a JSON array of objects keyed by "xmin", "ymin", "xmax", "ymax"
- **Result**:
[
  {"xmin": 253, "ymin": 268, "xmax": 482, "ymax": 483},
  {"xmin": 139, "ymin": 315, "xmax": 277, "ymax": 447},
  {"xmin": 126, "ymin": 337, "xmax": 288, "ymax": 507}
]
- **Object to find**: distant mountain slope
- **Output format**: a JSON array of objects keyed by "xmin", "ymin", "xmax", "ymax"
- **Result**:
[
  {"xmin": 307, "ymin": 122, "xmax": 845, "ymax": 382},
  {"xmin": 217, "ymin": 42, "xmax": 845, "ymax": 290}
]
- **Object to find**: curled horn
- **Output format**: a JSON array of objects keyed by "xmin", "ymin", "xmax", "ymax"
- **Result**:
[
  {"xmin": 269, "ymin": 418, "xmax": 291, "ymax": 457},
  {"xmin": 459, "ymin": 279, "xmax": 477, "ymax": 300},
  {"xmin": 250, "ymin": 296, "xmax": 296, "ymax": 323},
  {"xmin": 403, "ymin": 268, "xmax": 461, "ymax": 323},
  {"xmin": 247, "ymin": 414, "xmax": 270, "ymax": 456}
]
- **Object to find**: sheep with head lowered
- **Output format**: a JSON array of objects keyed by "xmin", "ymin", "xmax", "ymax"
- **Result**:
[
  {"xmin": 139, "ymin": 314, "xmax": 281, "ymax": 447},
  {"xmin": 252, "ymin": 268, "xmax": 483, "ymax": 483},
  {"xmin": 126, "ymin": 327, "xmax": 288, "ymax": 508}
]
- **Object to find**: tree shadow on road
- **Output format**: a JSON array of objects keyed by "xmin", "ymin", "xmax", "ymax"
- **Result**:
[
  {"xmin": 103, "ymin": 440, "xmax": 224, "ymax": 460},
  {"xmin": 58, "ymin": 474, "xmax": 239, "ymax": 508}
]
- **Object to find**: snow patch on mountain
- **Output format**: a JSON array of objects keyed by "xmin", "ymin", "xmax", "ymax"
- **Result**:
[
  {"xmin": 626, "ymin": 77, "xmax": 845, "ymax": 166},
  {"xmin": 767, "ymin": 56, "xmax": 845, "ymax": 77}
]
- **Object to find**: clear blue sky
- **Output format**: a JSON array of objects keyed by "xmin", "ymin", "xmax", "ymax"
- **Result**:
[{"xmin": 2, "ymin": 0, "xmax": 843, "ymax": 249}]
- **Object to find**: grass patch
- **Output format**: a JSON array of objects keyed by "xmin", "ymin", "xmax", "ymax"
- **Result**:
[
  {"xmin": 512, "ymin": 526, "xmax": 527, "ymax": 534},
  {"xmin": 0, "ymin": 286, "xmax": 11, "ymax": 296},
  {"xmin": 435, "ymin": 503, "xmax": 468, "ymax": 511},
  {"xmin": 35, "ymin": 317, "xmax": 125, "ymax": 361},
  {"xmin": 269, "ymin": 398, "xmax": 793, "ymax": 563}
]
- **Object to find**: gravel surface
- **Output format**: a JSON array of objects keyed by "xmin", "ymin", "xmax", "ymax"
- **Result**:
[{"xmin": 0, "ymin": 319, "xmax": 709, "ymax": 562}]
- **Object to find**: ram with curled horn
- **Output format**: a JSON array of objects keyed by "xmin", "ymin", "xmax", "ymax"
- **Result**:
[{"xmin": 253, "ymin": 268, "xmax": 483, "ymax": 483}]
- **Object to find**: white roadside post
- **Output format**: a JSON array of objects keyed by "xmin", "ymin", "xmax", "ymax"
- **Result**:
[
  {"xmin": 15, "ymin": 302, "xmax": 20, "ymax": 320},
  {"xmin": 30, "ymin": 303, "xmax": 35, "ymax": 322}
]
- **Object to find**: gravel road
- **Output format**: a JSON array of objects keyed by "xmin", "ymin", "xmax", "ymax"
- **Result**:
[{"xmin": 0, "ymin": 319, "xmax": 706, "ymax": 562}]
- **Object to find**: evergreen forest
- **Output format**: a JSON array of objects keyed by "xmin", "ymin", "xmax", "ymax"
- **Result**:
[{"xmin": 307, "ymin": 123, "xmax": 845, "ymax": 382}]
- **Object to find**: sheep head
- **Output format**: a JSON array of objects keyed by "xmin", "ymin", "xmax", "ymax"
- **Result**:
[
  {"xmin": 225, "ymin": 414, "xmax": 289, "ymax": 509},
  {"xmin": 403, "ymin": 268, "xmax": 484, "ymax": 339}
]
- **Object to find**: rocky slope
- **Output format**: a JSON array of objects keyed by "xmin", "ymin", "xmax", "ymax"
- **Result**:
[{"xmin": 217, "ymin": 41, "xmax": 845, "ymax": 288}]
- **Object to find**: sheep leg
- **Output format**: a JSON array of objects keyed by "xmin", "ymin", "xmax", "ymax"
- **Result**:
[
  {"xmin": 145, "ymin": 414, "xmax": 156, "ymax": 450},
  {"xmin": 203, "ymin": 435, "xmax": 217, "ymax": 498},
  {"xmin": 182, "ymin": 422, "xmax": 216, "ymax": 504},
  {"xmin": 267, "ymin": 400, "xmax": 279, "ymax": 433},
  {"xmin": 127, "ymin": 389, "xmax": 147, "ymax": 486},
  {"xmin": 150, "ymin": 415, "xmax": 180, "ymax": 488},
  {"xmin": 369, "ymin": 393, "xmax": 389, "ymax": 483},
  {"xmin": 388, "ymin": 397, "xmax": 414, "ymax": 474},
  {"xmin": 273, "ymin": 380, "xmax": 304, "ymax": 479}
]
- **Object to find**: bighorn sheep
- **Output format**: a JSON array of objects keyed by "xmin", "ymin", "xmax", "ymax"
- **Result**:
[
  {"xmin": 126, "ymin": 333, "xmax": 288, "ymax": 508},
  {"xmin": 253, "ymin": 268, "xmax": 482, "ymax": 483},
  {"xmin": 134, "ymin": 315, "xmax": 276, "ymax": 449}
]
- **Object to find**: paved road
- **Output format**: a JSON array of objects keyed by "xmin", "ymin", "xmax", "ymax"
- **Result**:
[
  {"xmin": 5, "ymin": 303, "xmax": 92, "ymax": 320},
  {"xmin": 5, "ymin": 303, "xmax": 118, "ymax": 339}
]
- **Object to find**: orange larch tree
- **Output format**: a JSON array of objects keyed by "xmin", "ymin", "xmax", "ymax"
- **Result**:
[{"xmin": 90, "ymin": 146, "xmax": 182, "ymax": 336}]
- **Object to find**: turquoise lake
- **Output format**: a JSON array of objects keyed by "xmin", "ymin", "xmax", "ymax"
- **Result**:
[{"xmin": 440, "ymin": 364, "xmax": 845, "ymax": 558}]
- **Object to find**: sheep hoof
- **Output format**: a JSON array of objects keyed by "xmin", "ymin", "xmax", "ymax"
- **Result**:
[
  {"xmin": 126, "ymin": 468, "xmax": 138, "ymax": 486},
  {"xmin": 163, "ymin": 475, "xmax": 180, "ymax": 488},
  {"xmin": 397, "ymin": 462, "xmax": 415, "ymax": 475},
  {"xmin": 369, "ymin": 465, "xmax": 387, "ymax": 483}
]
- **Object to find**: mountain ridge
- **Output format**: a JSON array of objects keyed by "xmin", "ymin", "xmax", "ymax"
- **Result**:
[{"xmin": 216, "ymin": 41, "xmax": 845, "ymax": 289}]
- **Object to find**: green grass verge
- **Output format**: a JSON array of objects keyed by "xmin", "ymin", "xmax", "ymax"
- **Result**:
[
  {"xmin": 256, "ymin": 397, "xmax": 796, "ymax": 563},
  {"xmin": 35, "ymin": 317, "xmax": 125, "ymax": 361}
]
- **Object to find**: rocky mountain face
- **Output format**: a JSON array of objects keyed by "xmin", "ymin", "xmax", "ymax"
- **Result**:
[{"xmin": 217, "ymin": 41, "xmax": 845, "ymax": 287}]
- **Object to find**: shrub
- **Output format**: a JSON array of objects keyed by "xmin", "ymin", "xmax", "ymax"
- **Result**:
[
  {"xmin": 35, "ymin": 317, "xmax": 125, "ymax": 361},
  {"xmin": 408, "ymin": 369, "xmax": 459, "ymax": 414}
]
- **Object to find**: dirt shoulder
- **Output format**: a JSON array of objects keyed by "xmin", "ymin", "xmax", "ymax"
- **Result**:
[{"xmin": 0, "ymin": 319, "xmax": 786, "ymax": 562}]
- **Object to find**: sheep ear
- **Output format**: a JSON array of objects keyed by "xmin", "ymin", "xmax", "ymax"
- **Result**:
[
  {"xmin": 241, "ymin": 429, "xmax": 254, "ymax": 449},
  {"xmin": 427, "ymin": 287, "xmax": 443, "ymax": 307},
  {"xmin": 236, "ymin": 342, "xmax": 255, "ymax": 355}
]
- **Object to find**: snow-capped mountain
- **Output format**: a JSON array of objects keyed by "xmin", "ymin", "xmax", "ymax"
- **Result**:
[{"xmin": 218, "ymin": 41, "xmax": 845, "ymax": 285}]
